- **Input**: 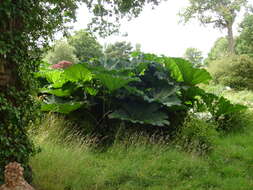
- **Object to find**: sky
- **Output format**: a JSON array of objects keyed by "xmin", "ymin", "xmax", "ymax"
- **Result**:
[{"xmin": 71, "ymin": 0, "xmax": 253, "ymax": 58}]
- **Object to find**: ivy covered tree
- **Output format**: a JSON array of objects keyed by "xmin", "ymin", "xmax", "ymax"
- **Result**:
[
  {"xmin": 180, "ymin": 0, "xmax": 248, "ymax": 54},
  {"xmin": 0, "ymin": 0, "xmax": 163, "ymax": 184}
]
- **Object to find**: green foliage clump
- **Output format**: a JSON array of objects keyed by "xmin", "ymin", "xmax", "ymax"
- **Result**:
[
  {"xmin": 204, "ymin": 37, "xmax": 229, "ymax": 65},
  {"xmin": 43, "ymin": 40, "xmax": 79, "ymax": 65},
  {"xmin": 105, "ymin": 41, "xmax": 133, "ymax": 60},
  {"xmin": 36, "ymin": 52, "xmax": 247, "ymax": 142},
  {"xmin": 176, "ymin": 116, "xmax": 218, "ymax": 154},
  {"xmin": 208, "ymin": 54, "xmax": 253, "ymax": 90},
  {"xmin": 183, "ymin": 47, "xmax": 203, "ymax": 68},
  {"xmin": 236, "ymin": 13, "xmax": 253, "ymax": 56},
  {"xmin": 37, "ymin": 53, "xmax": 212, "ymax": 129},
  {"xmin": 0, "ymin": 88, "xmax": 39, "ymax": 183},
  {"xmin": 68, "ymin": 30, "xmax": 103, "ymax": 62}
]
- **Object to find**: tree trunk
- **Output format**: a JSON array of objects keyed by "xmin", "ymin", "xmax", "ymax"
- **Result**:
[{"xmin": 227, "ymin": 23, "xmax": 235, "ymax": 54}]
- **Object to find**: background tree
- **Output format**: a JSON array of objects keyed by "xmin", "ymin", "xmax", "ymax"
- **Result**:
[
  {"xmin": 83, "ymin": 0, "xmax": 163, "ymax": 36},
  {"xmin": 135, "ymin": 43, "xmax": 142, "ymax": 52},
  {"xmin": 183, "ymin": 47, "xmax": 204, "ymax": 67},
  {"xmin": 180, "ymin": 0, "xmax": 248, "ymax": 53},
  {"xmin": 68, "ymin": 30, "xmax": 103, "ymax": 62},
  {"xmin": 236, "ymin": 13, "xmax": 253, "ymax": 56},
  {"xmin": 204, "ymin": 37, "xmax": 229, "ymax": 65},
  {"xmin": 105, "ymin": 41, "xmax": 133, "ymax": 60},
  {"xmin": 102, "ymin": 41, "xmax": 134, "ymax": 69},
  {"xmin": 44, "ymin": 40, "xmax": 79, "ymax": 65}
]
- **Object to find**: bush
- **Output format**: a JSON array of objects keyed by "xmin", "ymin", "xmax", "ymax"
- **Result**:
[
  {"xmin": 208, "ymin": 55, "xmax": 253, "ymax": 90},
  {"xmin": 176, "ymin": 116, "xmax": 218, "ymax": 154},
  {"xmin": 216, "ymin": 110, "xmax": 251, "ymax": 133}
]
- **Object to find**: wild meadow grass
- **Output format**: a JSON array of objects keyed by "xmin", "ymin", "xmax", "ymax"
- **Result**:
[
  {"xmin": 201, "ymin": 84, "xmax": 253, "ymax": 109},
  {"xmin": 30, "ymin": 89, "xmax": 253, "ymax": 190}
]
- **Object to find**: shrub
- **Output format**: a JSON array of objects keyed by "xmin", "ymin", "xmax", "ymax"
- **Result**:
[
  {"xmin": 176, "ymin": 116, "xmax": 218, "ymax": 154},
  {"xmin": 208, "ymin": 55, "xmax": 253, "ymax": 90},
  {"xmin": 216, "ymin": 110, "xmax": 251, "ymax": 133}
]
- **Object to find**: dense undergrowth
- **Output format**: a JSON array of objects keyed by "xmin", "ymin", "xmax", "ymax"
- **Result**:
[
  {"xmin": 30, "ymin": 88, "xmax": 253, "ymax": 190},
  {"xmin": 36, "ymin": 53, "xmax": 247, "ymax": 144},
  {"xmin": 30, "ymin": 52, "xmax": 253, "ymax": 190}
]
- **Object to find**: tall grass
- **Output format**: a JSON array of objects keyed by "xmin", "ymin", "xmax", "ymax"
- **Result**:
[{"xmin": 30, "ymin": 110, "xmax": 253, "ymax": 190}]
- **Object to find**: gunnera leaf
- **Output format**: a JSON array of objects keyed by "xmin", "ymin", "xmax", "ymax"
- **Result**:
[
  {"xmin": 41, "ymin": 96, "xmax": 87, "ymax": 114},
  {"xmin": 163, "ymin": 57, "xmax": 212, "ymax": 85},
  {"xmin": 109, "ymin": 101, "xmax": 170, "ymax": 126},
  {"xmin": 63, "ymin": 64, "xmax": 93, "ymax": 82},
  {"xmin": 95, "ymin": 72, "xmax": 139, "ymax": 91},
  {"xmin": 39, "ymin": 88, "xmax": 72, "ymax": 97}
]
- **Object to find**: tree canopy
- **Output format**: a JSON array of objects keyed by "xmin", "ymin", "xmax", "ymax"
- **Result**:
[
  {"xmin": 179, "ymin": 0, "xmax": 248, "ymax": 53},
  {"xmin": 236, "ymin": 13, "xmax": 253, "ymax": 56},
  {"xmin": 105, "ymin": 41, "xmax": 133, "ymax": 60},
  {"xmin": 44, "ymin": 40, "xmax": 79, "ymax": 65},
  {"xmin": 183, "ymin": 47, "xmax": 204, "ymax": 67},
  {"xmin": 68, "ymin": 30, "xmax": 103, "ymax": 62},
  {"xmin": 205, "ymin": 37, "xmax": 229, "ymax": 65},
  {"xmin": 84, "ymin": 0, "xmax": 163, "ymax": 36}
]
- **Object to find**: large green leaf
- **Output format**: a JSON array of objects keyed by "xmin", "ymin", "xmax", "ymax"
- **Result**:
[
  {"xmin": 40, "ymin": 88, "xmax": 72, "ymax": 97},
  {"xmin": 157, "ymin": 57, "xmax": 212, "ymax": 85},
  {"xmin": 95, "ymin": 72, "xmax": 138, "ymax": 91},
  {"xmin": 37, "ymin": 70, "xmax": 66, "ymax": 88},
  {"xmin": 63, "ymin": 64, "xmax": 93, "ymax": 82},
  {"xmin": 215, "ymin": 97, "xmax": 247, "ymax": 117},
  {"xmin": 109, "ymin": 101, "xmax": 170, "ymax": 126},
  {"xmin": 147, "ymin": 86, "xmax": 181, "ymax": 107},
  {"xmin": 182, "ymin": 86, "xmax": 247, "ymax": 118},
  {"xmin": 41, "ymin": 98, "xmax": 86, "ymax": 114}
]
